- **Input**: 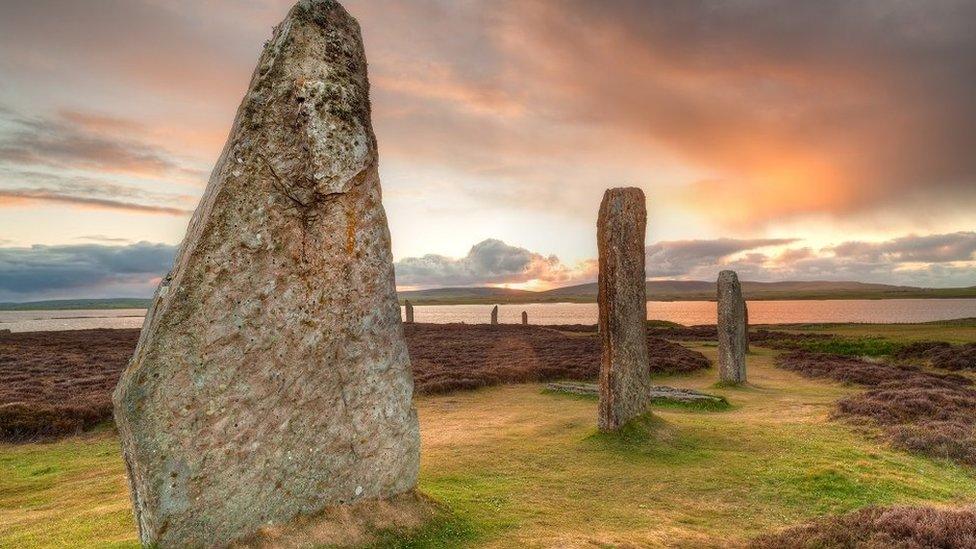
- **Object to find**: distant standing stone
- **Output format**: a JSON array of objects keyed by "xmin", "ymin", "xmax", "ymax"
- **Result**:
[
  {"xmin": 522, "ymin": 311, "xmax": 528, "ymax": 325},
  {"xmin": 717, "ymin": 270, "xmax": 747, "ymax": 383},
  {"xmin": 597, "ymin": 187, "xmax": 654, "ymax": 431},
  {"xmin": 112, "ymin": 2, "xmax": 420, "ymax": 546},
  {"xmin": 404, "ymin": 300, "xmax": 414, "ymax": 323},
  {"xmin": 491, "ymin": 305, "xmax": 499, "ymax": 325}
]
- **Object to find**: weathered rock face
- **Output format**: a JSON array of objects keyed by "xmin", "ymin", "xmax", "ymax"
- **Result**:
[
  {"xmin": 112, "ymin": 1, "xmax": 420, "ymax": 546},
  {"xmin": 521, "ymin": 311, "xmax": 528, "ymax": 325},
  {"xmin": 717, "ymin": 270, "xmax": 747, "ymax": 384},
  {"xmin": 491, "ymin": 305, "xmax": 499, "ymax": 325},
  {"xmin": 404, "ymin": 300, "xmax": 414, "ymax": 323},
  {"xmin": 597, "ymin": 187, "xmax": 653, "ymax": 431}
]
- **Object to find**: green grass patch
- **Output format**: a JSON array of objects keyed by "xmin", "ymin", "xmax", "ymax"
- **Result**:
[
  {"xmin": 649, "ymin": 396, "xmax": 731, "ymax": 413},
  {"xmin": 363, "ymin": 507, "xmax": 479, "ymax": 549},
  {"xmin": 773, "ymin": 336, "xmax": 903, "ymax": 357},
  {"xmin": 539, "ymin": 388, "xmax": 597, "ymax": 401}
]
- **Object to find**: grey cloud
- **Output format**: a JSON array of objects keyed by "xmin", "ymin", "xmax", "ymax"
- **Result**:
[
  {"xmin": 394, "ymin": 238, "xmax": 582, "ymax": 287},
  {"xmin": 829, "ymin": 232, "xmax": 976, "ymax": 263},
  {"xmin": 0, "ymin": 242, "xmax": 177, "ymax": 300},
  {"xmin": 645, "ymin": 238, "xmax": 797, "ymax": 277},
  {"xmin": 646, "ymin": 233, "xmax": 976, "ymax": 287}
]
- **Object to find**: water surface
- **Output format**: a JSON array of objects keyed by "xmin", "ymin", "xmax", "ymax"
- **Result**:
[{"xmin": 3, "ymin": 299, "xmax": 975, "ymax": 332}]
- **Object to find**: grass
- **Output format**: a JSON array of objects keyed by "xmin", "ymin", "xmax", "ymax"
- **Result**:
[
  {"xmin": 767, "ymin": 336, "xmax": 903, "ymax": 357},
  {"xmin": 773, "ymin": 319, "xmax": 976, "ymax": 345},
  {"xmin": 5, "ymin": 346, "xmax": 976, "ymax": 547}
]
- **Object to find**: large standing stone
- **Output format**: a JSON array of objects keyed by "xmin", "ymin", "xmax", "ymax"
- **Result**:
[
  {"xmin": 491, "ymin": 305, "xmax": 499, "ymax": 325},
  {"xmin": 404, "ymin": 300, "xmax": 414, "ymax": 324},
  {"xmin": 717, "ymin": 270, "xmax": 747, "ymax": 384},
  {"xmin": 112, "ymin": 2, "xmax": 420, "ymax": 546},
  {"xmin": 597, "ymin": 187, "xmax": 653, "ymax": 431},
  {"xmin": 521, "ymin": 311, "xmax": 528, "ymax": 325}
]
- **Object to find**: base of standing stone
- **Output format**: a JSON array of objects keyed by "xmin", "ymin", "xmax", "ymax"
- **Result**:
[
  {"xmin": 545, "ymin": 382, "xmax": 727, "ymax": 406},
  {"xmin": 229, "ymin": 491, "xmax": 442, "ymax": 548}
]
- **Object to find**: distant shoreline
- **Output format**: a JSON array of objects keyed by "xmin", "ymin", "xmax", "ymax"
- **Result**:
[{"xmin": 3, "ymin": 292, "xmax": 976, "ymax": 311}]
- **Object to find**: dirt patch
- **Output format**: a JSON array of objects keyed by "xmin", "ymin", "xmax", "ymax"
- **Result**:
[
  {"xmin": 776, "ymin": 350, "xmax": 976, "ymax": 465},
  {"xmin": 231, "ymin": 491, "xmax": 450, "ymax": 548},
  {"xmin": 896, "ymin": 341, "xmax": 976, "ymax": 371},
  {"xmin": 0, "ymin": 324, "xmax": 710, "ymax": 440},
  {"xmin": 751, "ymin": 505, "xmax": 976, "ymax": 548}
]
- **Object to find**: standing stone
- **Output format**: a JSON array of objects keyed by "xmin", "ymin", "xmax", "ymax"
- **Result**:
[
  {"xmin": 717, "ymin": 270, "xmax": 747, "ymax": 384},
  {"xmin": 491, "ymin": 305, "xmax": 499, "ymax": 325},
  {"xmin": 112, "ymin": 2, "xmax": 420, "ymax": 546},
  {"xmin": 404, "ymin": 300, "xmax": 414, "ymax": 324},
  {"xmin": 521, "ymin": 311, "xmax": 528, "ymax": 325},
  {"xmin": 597, "ymin": 187, "xmax": 653, "ymax": 432}
]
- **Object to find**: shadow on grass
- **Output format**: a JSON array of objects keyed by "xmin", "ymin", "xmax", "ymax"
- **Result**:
[{"xmin": 580, "ymin": 414, "xmax": 712, "ymax": 465}]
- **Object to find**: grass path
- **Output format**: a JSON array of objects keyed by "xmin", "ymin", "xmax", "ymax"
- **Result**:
[{"xmin": 3, "ymin": 346, "xmax": 976, "ymax": 547}]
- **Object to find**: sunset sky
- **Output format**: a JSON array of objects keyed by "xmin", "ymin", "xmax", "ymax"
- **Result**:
[{"xmin": 1, "ymin": 0, "xmax": 975, "ymax": 300}]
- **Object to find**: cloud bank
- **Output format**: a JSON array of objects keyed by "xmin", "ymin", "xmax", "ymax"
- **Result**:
[
  {"xmin": 5, "ymin": 233, "xmax": 972, "ymax": 301},
  {"xmin": 0, "ymin": 242, "xmax": 177, "ymax": 301}
]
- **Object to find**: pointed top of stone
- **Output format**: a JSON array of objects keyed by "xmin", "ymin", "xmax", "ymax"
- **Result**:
[
  {"xmin": 231, "ymin": 0, "xmax": 375, "ymax": 202},
  {"xmin": 718, "ymin": 270, "xmax": 740, "ymax": 285}
]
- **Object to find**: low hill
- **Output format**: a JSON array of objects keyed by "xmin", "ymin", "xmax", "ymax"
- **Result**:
[
  {"xmin": 3, "ymin": 281, "xmax": 974, "ymax": 310},
  {"xmin": 398, "ymin": 286, "xmax": 537, "ymax": 304},
  {"xmin": 398, "ymin": 280, "xmax": 976, "ymax": 305},
  {"xmin": 0, "ymin": 298, "xmax": 153, "ymax": 311}
]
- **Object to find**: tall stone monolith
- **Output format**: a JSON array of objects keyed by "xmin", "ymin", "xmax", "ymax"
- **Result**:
[
  {"xmin": 597, "ymin": 187, "xmax": 653, "ymax": 431},
  {"xmin": 491, "ymin": 305, "xmax": 499, "ymax": 325},
  {"xmin": 112, "ymin": 2, "xmax": 420, "ymax": 546},
  {"xmin": 717, "ymin": 270, "xmax": 747, "ymax": 384},
  {"xmin": 404, "ymin": 300, "xmax": 414, "ymax": 323},
  {"xmin": 521, "ymin": 311, "xmax": 528, "ymax": 325}
]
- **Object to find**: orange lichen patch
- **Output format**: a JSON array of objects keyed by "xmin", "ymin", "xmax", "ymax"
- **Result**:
[{"xmin": 344, "ymin": 200, "xmax": 356, "ymax": 254}]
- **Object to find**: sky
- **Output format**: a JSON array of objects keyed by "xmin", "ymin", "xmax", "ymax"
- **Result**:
[{"xmin": 0, "ymin": 0, "xmax": 975, "ymax": 301}]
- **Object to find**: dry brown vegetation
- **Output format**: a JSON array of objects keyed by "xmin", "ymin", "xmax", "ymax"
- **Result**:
[
  {"xmin": 405, "ymin": 323, "xmax": 710, "ymax": 394},
  {"xmin": 776, "ymin": 350, "xmax": 976, "ymax": 465},
  {"xmin": 0, "ymin": 324, "xmax": 710, "ymax": 440},
  {"xmin": 896, "ymin": 341, "xmax": 976, "ymax": 371},
  {"xmin": 0, "ymin": 329, "xmax": 135, "ymax": 441},
  {"xmin": 751, "ymin": 505, "xmax": 976, "ymax": 549}
]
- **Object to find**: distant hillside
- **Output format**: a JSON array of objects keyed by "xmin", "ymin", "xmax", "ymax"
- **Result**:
[
  {"xmin": 399, "ymin": 280, "xmax": 976, "ymax": 305},
  {"xmin": 398, "ymin": 286, "xmax": 537, "ymax": 305},
  {"xmin": 0, "ymin": 298, "xmax": 153, "ymax": 311},
  {"xmin": 3, "ymin": 281, "xmax": 974, "ymax": 310}
]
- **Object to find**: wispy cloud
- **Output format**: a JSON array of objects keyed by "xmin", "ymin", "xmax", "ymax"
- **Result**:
[
  {"xmin": 0, "ymin": 189, "xmax": 191, "ymax": 216},
  {"xmin": 0, "ymin": 169, "xmax": 194, "ymax": 216},
  {"xmin": 645, "ymin": 238, "xmax": 798, "ymax": 278},
  {"xmin": 0, "ymin": 107, "xmax": 201, "ymax": 178}
]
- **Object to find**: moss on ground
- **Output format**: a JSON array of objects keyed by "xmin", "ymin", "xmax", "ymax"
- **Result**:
[{"xmin": 4, "ymin": 344, "xmax": 976, "ymax": 547}]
